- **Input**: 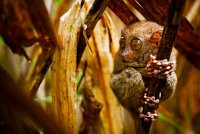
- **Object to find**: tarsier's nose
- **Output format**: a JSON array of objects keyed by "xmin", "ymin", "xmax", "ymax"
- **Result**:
[{"xmin": 121, "ymin": 48, "xmax": 134, "ymax": 62}]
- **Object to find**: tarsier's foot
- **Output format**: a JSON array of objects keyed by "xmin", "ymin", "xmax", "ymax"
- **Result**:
[
  {"xmin": 147, "ymin": 55, "xmax": 175, "ymax": 79},
  {"xmin": 138, "ymin": 107, "xmax": 159, "ymax": 121},
  {"xmin": 139, "ymin": 88, "xmax": 161, "ymax": 121}
]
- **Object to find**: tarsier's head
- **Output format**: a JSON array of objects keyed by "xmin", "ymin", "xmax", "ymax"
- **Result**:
[{"xmin": 120, "ymin": 21, "xmax": 163, "ymax": 68}]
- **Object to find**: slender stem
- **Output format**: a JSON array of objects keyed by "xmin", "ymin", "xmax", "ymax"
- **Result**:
[{"xmin": 136, "ymin": 0, "xmax": 186, "ymax": 133}]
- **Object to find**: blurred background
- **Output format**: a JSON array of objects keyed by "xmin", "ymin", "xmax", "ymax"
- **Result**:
[{"xmin": 0, "ymin": 0, "xmax": 200, "ymax": 134}]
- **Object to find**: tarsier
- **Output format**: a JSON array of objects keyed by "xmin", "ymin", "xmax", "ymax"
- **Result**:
[{"xmin": 110, "ymin": 21, "xmax": 177, "ymax": 121}]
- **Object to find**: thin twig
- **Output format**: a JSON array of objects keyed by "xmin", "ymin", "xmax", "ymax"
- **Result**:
[
  {"xmin": 136, "ymin": 0, "xmax": 186, "ymax": 133},
  {"xmin": 77, "ymin": 0, "xmax": 110, "ymax": 66}
]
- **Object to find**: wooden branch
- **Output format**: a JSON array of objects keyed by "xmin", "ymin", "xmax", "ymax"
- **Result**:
[
  {"xmin": 108, "ymin": 0, "xmax": 138, "ymax": 25},
  {"xmin": 148, "ymin": 0, "xmax": 186, "ymax": 100},
  {"xmin": 128, "ymin": 0, "xmax": 163, "ymax": 23},
  {"xmin": 136, "ymin": 0, "xmax": 186, "ymax": 133},
  {"xmin": 77, "ymin": 0, "xmax": 110, "ymax": 65}
]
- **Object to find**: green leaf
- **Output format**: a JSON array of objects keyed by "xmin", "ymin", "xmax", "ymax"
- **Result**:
[
  {"xmin": 34, "ymin": 96, "xmax": 52, "ymax": 104},
  {"xmin": 54, "ymin": 0, "xmax": 62, "ymax": 5},
  {"xmin": 76, "ymin": 71, "xmax": 83, "ymax": 90},
  {"xmin": 0, "ymin": 36, "xmax": 5, "ymax": 46},
  {"xmin": 76, "ymin": 71, "xmax": 84, "ymax": 99}
]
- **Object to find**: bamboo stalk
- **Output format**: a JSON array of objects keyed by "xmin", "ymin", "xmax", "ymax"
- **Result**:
[{"xmin": 135, "ymin": 0, "xmax": 186, "ymax": 133}]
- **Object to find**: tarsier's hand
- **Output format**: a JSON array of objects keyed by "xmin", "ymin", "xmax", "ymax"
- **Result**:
[{"xmin": 146, "ymin": 55, "xmax": 175, "ymax": 79}]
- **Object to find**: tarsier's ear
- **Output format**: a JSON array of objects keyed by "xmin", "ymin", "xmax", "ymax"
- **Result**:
[{"xmin": 149, "ymin": 30, "xmax": 163, "ymax": 46}]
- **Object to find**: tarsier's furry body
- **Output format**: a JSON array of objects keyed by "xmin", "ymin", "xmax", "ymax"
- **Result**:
[{"xmin": 110, "ymin": 21, "xmax": 177, "ymax": 120}]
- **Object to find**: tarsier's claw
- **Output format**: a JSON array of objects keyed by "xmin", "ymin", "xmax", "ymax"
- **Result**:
[{"xmin": 158, "ymin": 92, "xmax": 162, "ymax": 99}]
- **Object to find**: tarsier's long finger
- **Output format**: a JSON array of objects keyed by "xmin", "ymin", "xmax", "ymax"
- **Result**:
[
  {"xmin": 147, "ymin": 67, "xmax": 173, "ymax": 76},
  {"xmin": 146, "ymin": 63, "xmax": 163, "ymax": 73},
  {"xmin": 154, "ymin": 68, "xmax": 174, "ymax": 77},
  {"xmin": 139, "ymin": 111, "xmax": 159, "ymax": 121},
  {"xmin": 141, "ymin": 91, "xmax": 160, "ymax": 108},
  {"xmin": 157, "ymin": 67, "xmax": 174, "ymax": 75},
  {"xmin": 157, "ymin": 69, "xmax": 174, "ymax": 79},
  {"xmin": 160, "ymin": 61, "xmax": 175, "ymax": 67},
  {"xmin": 148, "ymin": 55, "xmax": 174, "ymax": 66},
  {"xmin": 147, "ymin": 60, "xmax": 174, "ymax": 69},
  {"xmin": 160, "ymin": 67, "xmax": 174, "ymax": 74},
  {"xmin": 147, "ymin": 63, "xmax": 174, "ymax": 75},
  {"xmin": 147, "ymin": 69, "xmax": 161, "ymax": 76},
  {"xmin": 142, "ymin": 96, "xmax": 160, "ymax": 108}
]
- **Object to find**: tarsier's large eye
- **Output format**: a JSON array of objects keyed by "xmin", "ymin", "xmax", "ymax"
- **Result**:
[
  {"xmin": 131, "ymin": 38, "xmax": 142, "ymax": 51},
  {"xmin": 120, "ymin": 36, "xmax": 126, "ymax": 49}
]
